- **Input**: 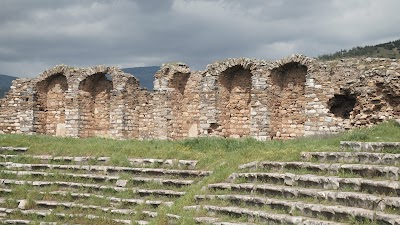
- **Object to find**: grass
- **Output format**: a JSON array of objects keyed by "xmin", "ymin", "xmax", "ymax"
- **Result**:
[
  {"xmin": 0, "ymin": 120, "xmax": 399, "ymax": 224},
  {"xmin": 1, "ymin": 120, "xmax": 399, "ymax": 169}
]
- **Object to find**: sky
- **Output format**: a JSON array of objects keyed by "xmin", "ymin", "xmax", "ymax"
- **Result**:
[{"xmin": 0, "ymin": 0, "xmax": 399, "ymax": 78}]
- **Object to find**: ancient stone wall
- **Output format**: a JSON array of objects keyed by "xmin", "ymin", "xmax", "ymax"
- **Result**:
[{"xmin": 0, "ymin": 55, "xmax": 399, "ymax": 140}]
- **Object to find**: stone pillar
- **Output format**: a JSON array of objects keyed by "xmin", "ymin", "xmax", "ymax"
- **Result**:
[
  {"xmin": 249, "ymin": 69, "xmax": 270, "ymax": 140},
  {"xmin": 18, "ymin": 85, "xmax": 36, "ymax": 134},
  {"xmin": 153, "ymin": 74, "xmax": 169, "ymax": 139},
  {"xmin": 64, "ymin": 88, "xmax": 80, "ymax": 137},
  {"xmin": 199, "ymin": 72, "xmax": 218, "ymax": 136},
  {"xmin": 109, "ymin": 87, "xmax": 126, "ymax": 139}
]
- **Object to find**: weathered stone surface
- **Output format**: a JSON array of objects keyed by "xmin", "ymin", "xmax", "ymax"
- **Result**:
[
  {"xmin": 239, "ymin": 161, "xmax": 400, "ymax": 180},
  {"xmin": 0, "ymin": 154, "xmax": 199, "ymax": 168},
  {"xmin": 17, "ymin": 200, "xmax": 27, "ymax": 210},
  {"xmin": 340, "ymin": 141, "xmax": 400, "ymax": 151},
  {"xmin": 301, "ymin": 151, "xmax": 400, "ymax": 165},
  {"xmin": 0, "ymin": 162, "xmax": 212, "ymax": 177},
  {"xmin": 208, "ymin": 183, "xmax": 400, "ymax": 211},
  {"xmin": 43, "ymin": 190, "xmax": 173, "ymax": 207},
  {"xmin": 115, "ymin": 179, "xmax": 128, "ymax": 187},
  {"xmin": 194, "ymin": 194, "xmax": 400, "ymax": 224},
  {"xmin": 228, "ymin": 172, "xmax": 400, "ymax": 195},
  {"xmin": 184, "ymin": 205, "xmax": 344, "ymax": 225},
  {"xmin": 1, "ymin": 56, "xmax": 399, "ymax": 140},
  {"xmin": 0, "ymin": 147, "xmax": 28, "ymax": 152},
  {"xmin": 0, "ymin": 179, "xmax": 186, "ymax": 197},
  {"xmin": 0, "ymin": 208, "xmax": 135, "ymax": 224}
]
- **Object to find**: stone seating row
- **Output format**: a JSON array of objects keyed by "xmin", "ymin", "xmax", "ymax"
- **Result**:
[
  {"xmin": 193, "ymin": 194, "xmax": 400, "ymax": 224},
  {"xmin": 0, "ymin": 147, "xmax": 28, "ymax": 152},
  {"xmin": 0, "ymin": 189, "xmax": 174, "ymax": 207},
  {"xmin": 228, "ymin": 172, "xmax": 400, "ymax": 195},
  {"xmin": 238, "ymin": 161, "xmax": 400, "ymax": 180},
  {"xmin": 0, "ymin": 169, "xmax": 194, "ymax": 187},
  {"xmin": 301, "ymin": 151, "xmax": 400, "ymax": 165},
  {"xmin": 184, "ymin": 205, "xmax": 345, "ymax": 225},
  {"xmin": 340, "ymin": 141, "xmax": 400, "ymax": 151},
  {"xmin": 0, "ymin": 203, "xmax": 255, "ymax": 225},
  {"xmin": 0, "ymin": 208, "xmax": 142, "ymax": 224},
  {"xmin": 0, "ymin": 179, "xmax": 186, "ymax": 197},
  {"xmin": 0, "ymin": 154, "xmax": 198, "ymax": 169},
  {"xmin": 208, "ymin": 182, "xmax": 400, "ymax": 211},
  {"xmin": 0, "ymin": 162, "xmax": 212, "ymax": 177}
]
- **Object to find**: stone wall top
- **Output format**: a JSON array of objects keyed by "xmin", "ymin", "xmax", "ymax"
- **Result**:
[{"xmin": 204, "ymin": 58, "xmax": 264, "ymax": 76}]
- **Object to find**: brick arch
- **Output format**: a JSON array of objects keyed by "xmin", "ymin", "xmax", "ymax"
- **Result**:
[
  {"xmin": 77, "ymin": 72, "xmax": 113, "ymax": 138},
  {"xmin": 217, "ymin": 65, "xmax": 253, "ymax": 138},
  {"xmin": 269, "ymin": 61, "xmax": 308, "ymax": 139},
  {"xmin": 35, "ymin": 73, "xmax": 68, "ymax": 136}
]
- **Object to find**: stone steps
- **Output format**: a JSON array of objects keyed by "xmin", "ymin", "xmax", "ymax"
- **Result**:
[
  {"xmin": 301, "ymin": 151, "xmax": 400, "ymax": 165},
  {"xmin": 47, "ymin": 190, "xmax": 174, "ymax": 207},
  {"xmin": 238, "ymin": 161, "xmax": 400, "ymax": 180},
  {"xmin": 33, "ymin": 200, "xmax": 137, "ymax": 214},
  {"xmin": 207, "ymin": 182, "xmax": 400, "ymax": 211},
  {"xmin": 0, "ymin": 206, "xmax": 233, "ymax": 225},
  {"xmin": 0, "ymin": 147, "xmax": 28, "ymax": 153},
  {"xmin": 0, "ymin": 162, "xmax": 211, "ymax": 178},
  {"xmin": 184, "ymin": 205, "xmax": 345, "ymax": 225},
  {"xmin": 194, "ymin": 194, "xmax": 400, "ymax": 224},
  {"xmin": 0, "ymin": 208, "xmax": 140, "ymax": 224},
  {"xmin": 0, "ymin": 154, "xmax": 198, "ymax": 168},
  {"xmin": 0, "ymin": 179, "xmax": 186, "ymax": 197},
  {"xmin": 0, "ymin": 169, "xmax": 194, "ymax": 187},
  {"xmin": 210, "ymin": 222, "xmax": 257, "ymax": 225},
  {"xmin": 0, "ymin": 153, "xmax": 206, "ymax": 224},
  {"xmin": 1, "ymin": 221, "xmax": 83, "ymax": 225},
  {"xmin": 2, "ymin": 189, "xmax": 174, "ymax": 207},
  {"xmin": 340, "ymin": 141, "xmax": 400, "ymax": 152},
  {"xmin": 228, "ymin": 172, "xmax": 400, "ymax": 196},
  {"xmin": 196, "ymin": 143, "xmax": 400, "ymax": 224}
]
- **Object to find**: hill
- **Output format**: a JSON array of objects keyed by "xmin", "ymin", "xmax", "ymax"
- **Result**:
[
  {"xmin": 318, "ymin": 39, "xmax": 400, "ymax": 60},
  {"xmin": 122, "ymin": 66, "xmax": 160, "ymax": 91},
  {"xmin": 0, "ymin": 74, "xmax": 17, "ymax": 98}
]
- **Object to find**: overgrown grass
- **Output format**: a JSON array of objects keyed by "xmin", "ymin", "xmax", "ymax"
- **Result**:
[{"xmin": 1, "ymin": 120, "xmax": 398, "ymax": 169}]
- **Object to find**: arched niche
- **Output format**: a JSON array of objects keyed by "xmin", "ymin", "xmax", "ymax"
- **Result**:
[
  {"xmin": 78, "ymin": 73, "xmax": 113, "ymax": 138},
  {"xmin": 35, "ymin": 73, "xmax": 68, "ymax": 136},
  {"xmin": 169, "ymin": 72, "xmax": 191, "ymax": 138},
  {"xmin": 217, "ymin": 65, "xmax": 252, "ymax": 138},
  {"xmin": 270, "ymin": 62, "xmax": 307, "ymax": 139}
]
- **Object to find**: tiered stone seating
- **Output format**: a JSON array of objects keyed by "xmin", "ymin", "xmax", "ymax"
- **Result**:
[
  {"xmin": 2, "ymin": 141, "xmax": 399, "ymax": 224},
  {"xmin": 185, "ymin": 142, "xmax": 400, "ymax": 224},
  {"xmin": 0, "ymin": 148, "xmax": 211, "ymax": 224}
]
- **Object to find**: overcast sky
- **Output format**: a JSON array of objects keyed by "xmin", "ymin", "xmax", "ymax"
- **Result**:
[{"xmin": 1, "ymin": 0, "xmax": 399, "ymax": 77}]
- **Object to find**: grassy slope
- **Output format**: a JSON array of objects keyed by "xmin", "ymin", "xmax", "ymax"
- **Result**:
[{"xmin": 0, "ymin": 120, "xmax": 399, "ymax": 223}]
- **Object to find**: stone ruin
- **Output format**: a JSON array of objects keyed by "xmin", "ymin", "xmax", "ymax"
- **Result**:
[{"xmin": 0, "ymin": 55, "xmax": 399, "ymax": 140}]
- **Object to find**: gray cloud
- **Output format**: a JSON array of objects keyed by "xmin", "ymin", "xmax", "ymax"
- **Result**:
[{"xmin": 0, "ymin": 0, "xmax": 399, "ymax": 77}]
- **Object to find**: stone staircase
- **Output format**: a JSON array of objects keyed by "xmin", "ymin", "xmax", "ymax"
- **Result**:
[
  {"xmin": 1, "ymin": 142, "xmax": 400, "ymax": 224},
  {"xmin": 0, "ymin": 147, "xmax": 212, "ymax": 225},
  {"xmin": 185, "ymin": 141, "xmax": 400, "ymax": 225}
]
